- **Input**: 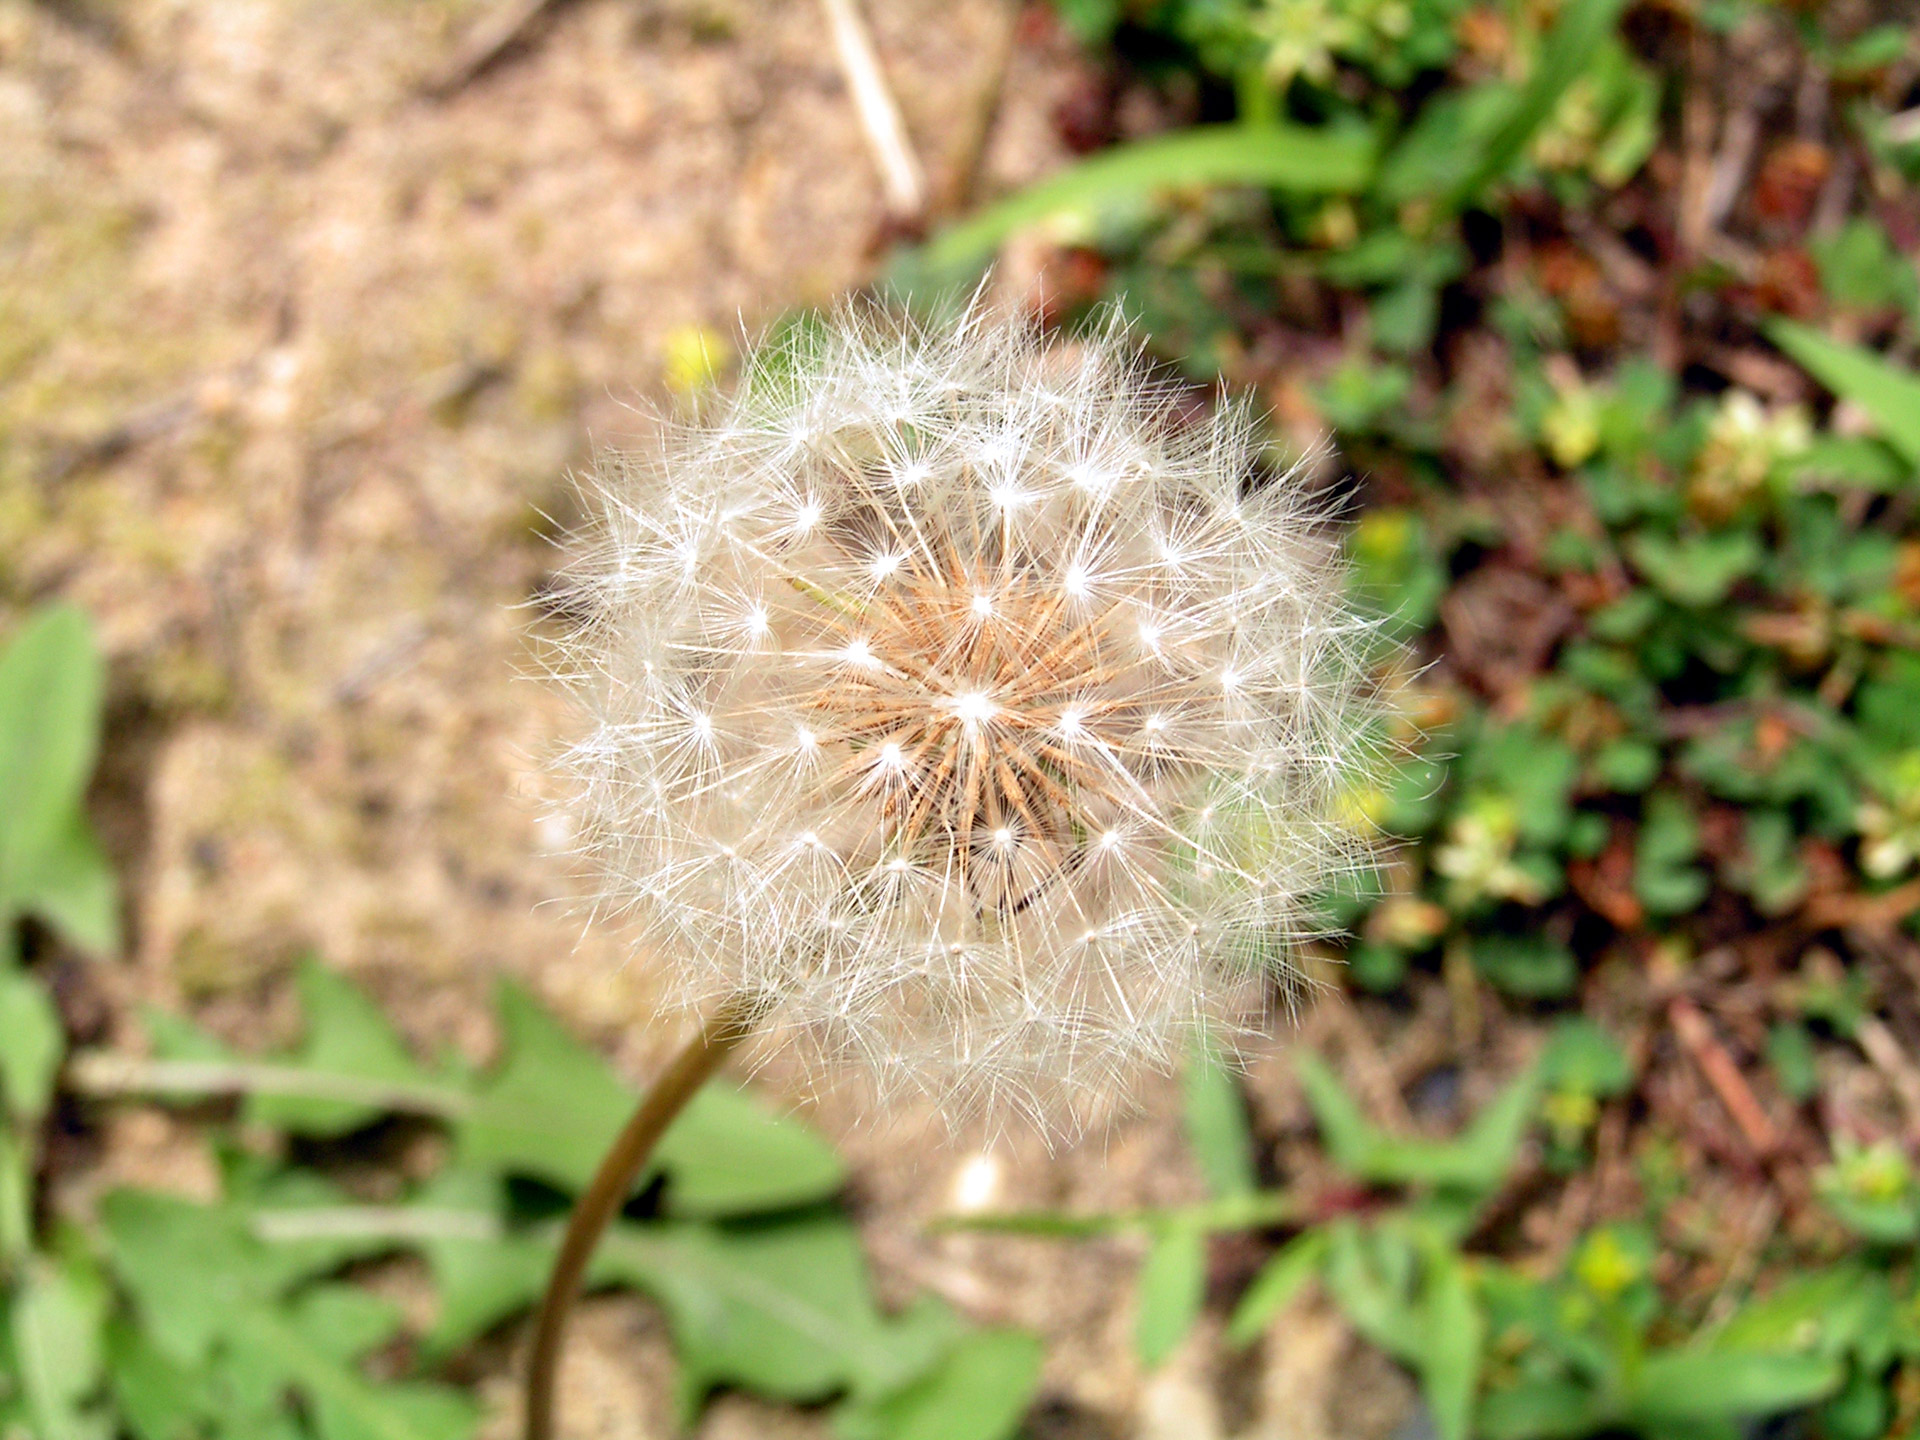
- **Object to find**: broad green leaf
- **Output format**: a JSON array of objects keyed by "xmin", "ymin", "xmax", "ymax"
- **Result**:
[
  {"xmin": 308, "ymin": 1387, "xmax": 474, "ymax": 1440},
  {"xmin": 917, "ymin": 124, "xmax": 1376, "ymax": 274},
  {"xmin": 656, "ymin": 1083, "xmax": 847, "ymax": 1216},
  {"xmin": 1734, "ymin": 808, "xmax": 1810, "ymax": 916},
  {"xmin": 1626, "ymin": 530, "xmax": 1763, "ymax": 606},
  {"xmin": 1322, "ymin": 1221, "xmax": 1424, "ymax": 1359},
  {"xmin": 1297, "ymin": 1054, "xmax": 1541, "ymax": 1193},
  {"xmin": 1477, "ymin": 1378, "xmax": 1603, "ymax": 1440},
  {"xmin": 838, "ymin": 1328, "xmax": 1042, "ymax": 1440},
  {"xmin": 97, "ymin": 1192, "xmax": 256, "ymax": 1357},
  {"xmin": 0, "ymin": 967, "xmax": 64, "ymax": 1122},
  {"xmin": 104, "ymin": 1187, "xmax": 474, "ymax": 1440},
  {"xmin": 595, "ymin": 1214, "xmax": 957, "ymax": 1412},
  {"xmin": 1134, "ymin": 1223, "xmax": 1207, "ymax": 1367},
  {"xmin": 245, "ymin": 1173, "xmax": 457, "ymax": 1282},
  {"xmin": 247, "ymin": 959, "xmax": 440, "ymax": 1137},
  {"xmin": 1464, "ymin": 724, "xmax": 1577, "ymax": 845},
  {"xmin": 1590, "ymin": 736, "xmax": 1660, "ymax": 793},
  {"xmin": 1811, "ymin": 218, "xmax": 1920, "ymax": 317},
  {"xmin": 106, "ymin": 1320, "xmax": 214, "ymax": 1440},
  {"xmin": 10, "ymin": 807, "xmax": 118, "ymax": 957},
  {"xmin": 1540, "ymin": 1019, "xmax": 1633, "ymax": 1098},
  {"xmin": 235, "ymin": 1307, "xmax": 475, "ymax": 1440},
  {"xmin": 221, "ymin": 1174, "xmax": 1009, "ymax": 1439},
  {"xmin": 1816, "ymin": 1140, "xmax": 1920, "ymax": 1244},
  {"xmin": 1183, "ymin": 1038, "xmax": 1256, "ymax": 1199},
  {"xmin": 1788, "ymin": 434, "xmax": 1908, "ymax": 492},
  {"xmin": 1417, "ymin": 1245, "xmax": 1484, "ymax": 1440},
  {"xmin": 1819, "ymin": 1371, "xmax": 1891, "ymax": 1440},
  {"xmin": 455, "ymin": 982, "xmax": 640, "ymax": 1189},
  {"xmin": 141, "ymin": 1003, "xmax": 239, "ymax": 1064},
  {"xmin": 1710, "ymin": 1265, "xmax": 1883, "ymax": 1359},
  {"xmin": 1226, "ymin": 1230, "xmax": 1328, "ymax": 1348},
  {"xmin": 1471, "ymin": 936, "xmax": 1577, "ymax": 999},
  {"xmin": 1766, "ymin": 1021, "xmax": 1819, "ymax": 1102},
  {"xmin": 1445, "ymin": 0, "xmax": 1631, "ymax": 205},
  {"xmin": 1634, "ymin": 792, "xmax": 1708, "ymax": 916},
  {"xmin": 420, "ymin": 1227, "xmax": 551, "ymax": 1359},
  {"xmin": 0, "ymin": 607, "xmax": 105, "ymax": 931},
  {"xmin": 408, "ymin": 1172, "xmax": 550, "ymax": 1359},
  {"xmin": 98, "ymin": 1191, "xmax": 328, "ymax": 1366},
  {"xmin": 1626, "ymin": 1349, "xmax": 1843, "ymax": 1420},
  {"xmin": 1768, "ymin": 319, "xmax": 1920, "ymax": 468},
  {"xmin": 1322, "ymin": 1221, "xmax": 1486, "ymax": 1440},
  {"xmin": 459, "ymin": 983, "xmax": 843, "ymax": 1214},
  {"xmin": 286, "ymin": 1286, "xmax": 405, "ymax": 1366},
  {"xmin": 10, "ymin": 1255, "xmax": 109, "ymax": 1440},
  {"xmin": 129, "ymin": 1000, "xmax": 465, "ymax": 1123},
  {"xmin": 1295, "ymin": 1054, "xmax": 1378, "ymax": 1177}
]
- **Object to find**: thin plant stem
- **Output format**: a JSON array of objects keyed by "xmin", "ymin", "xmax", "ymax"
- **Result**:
[
  {"xmin": 65, "ymin": 1052, "xmax": 473, "ymax": 1117},
  {"xmin": 523, "ymin": 996, "xmax": 759, "ymax": 1440}
]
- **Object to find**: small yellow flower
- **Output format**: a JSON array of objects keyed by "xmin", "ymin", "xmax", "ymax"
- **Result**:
[
  {"xmin": 1573, "ymin": 1229, "xmax": 1641, "ymax": 1300},
  {"xmin": 1542, "ymin": 379, "xmax": 1600, "ymax": 470},
  {"xmin": 660, "ymin": 323, "xmax": 732, "ymax": 399},
  {"xmin": 1689, "ymin": 390, "xmax": 1810, "ymax": 522},
  {"xmin": 1433, "ymin": 795, "xmax": 1542, "ymax": 907},
  {"xmin": 1858, "ymin": 750, "xmax": 1920, "ymax": 880}
]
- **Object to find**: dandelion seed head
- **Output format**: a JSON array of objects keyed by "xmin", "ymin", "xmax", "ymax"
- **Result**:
[{"xmin": 552, "ymin": 302, "xmax": 1386, "ymax": 1134}]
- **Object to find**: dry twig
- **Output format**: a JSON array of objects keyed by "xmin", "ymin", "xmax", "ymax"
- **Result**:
[
  {"xmin": 818, "ymin": 0, "xmax": 927, "ymax": 221},
  {"xmin": 428, "ymin": 0, "xmax": 566, "ymax": 98},
  {"xmin": 1804, "ymin": 877, "xmax": 1920, "ymax": 934},
  {"xmin": 1668, "ymin": 996, "xmax": 1779, "ymax": 1159}
]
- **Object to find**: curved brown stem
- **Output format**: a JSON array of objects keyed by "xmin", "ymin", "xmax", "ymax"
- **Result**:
[{"xmin": 523, "ymin": 997, "xmax": 758, "ymax": 1440}]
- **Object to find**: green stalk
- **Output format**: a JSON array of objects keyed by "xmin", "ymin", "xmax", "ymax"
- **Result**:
[{"xmin": 522, "ymin": 997, "xmax": 759, "ymax": 1440}]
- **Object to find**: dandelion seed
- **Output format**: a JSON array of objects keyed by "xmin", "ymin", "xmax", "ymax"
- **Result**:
[
  {"xmin": 553, "ymin": 300, "xmax": 1385, "ymax": 1130},
  {"xmin": 949, "ymin": 691, "xmax": 996, "ymax": 727}
]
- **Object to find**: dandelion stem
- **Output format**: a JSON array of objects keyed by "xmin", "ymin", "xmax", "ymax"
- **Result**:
[{"xmin": 523, "ymin": 995, "xmax": 759, "ymax": 1440}]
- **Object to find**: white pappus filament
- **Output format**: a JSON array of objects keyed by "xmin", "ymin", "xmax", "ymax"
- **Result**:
[{"xmin": 553, "ymin": 303, "xmax": 1383, "ymax": 1133}]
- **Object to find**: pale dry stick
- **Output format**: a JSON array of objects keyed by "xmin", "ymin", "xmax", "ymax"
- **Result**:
[
  {"xmin": 428, "ymin": 0, "xmax": 562, "ymax": 97},
  {"xmin": 523, "ymin": 996, "xmax": 759, "ymax": 1440},
  {"xmin": 818, "ymin": 0, "xmax": 927, "ymax": 221},
  {"xmin": 1699, "ymin": 103, "xmax": 1762, "ymax": 240},
  {"xmin": 1701, "ymin": 1187, "xmax": 1780, "ymax": 1329},
  {"xmin": 1675, "ymin": 33, "xmax": 1720, "ymax": 256}
]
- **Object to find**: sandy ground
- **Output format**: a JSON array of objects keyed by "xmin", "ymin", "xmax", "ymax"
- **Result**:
[{"xmin": 2, "ymin": 1, "xmax": 1416, "ymax": 1434}]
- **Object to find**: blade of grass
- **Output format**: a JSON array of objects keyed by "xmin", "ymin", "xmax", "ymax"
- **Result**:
[
  {"xmin": 918, "ymin": 123, "xmax": 1377, "ymax": 275},
  {"xmin": 1446, "ymin": 0, "xmax": 1630, "ymax": 208},
  {"xmin": 936, "ymin": 1188, "xmax": 1299, "ymax": 1239},
  {"xmin": 1767, "ymin": 319, "xmax": 1920, "ymax": 469}
]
